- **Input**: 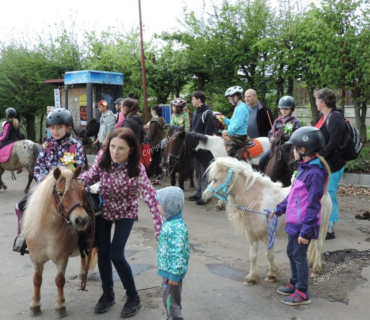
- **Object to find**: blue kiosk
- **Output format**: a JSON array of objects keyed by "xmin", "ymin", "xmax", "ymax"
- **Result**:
[{"xmin": 63, "ymin": 70, "xmax": 124, "ymax": 125}]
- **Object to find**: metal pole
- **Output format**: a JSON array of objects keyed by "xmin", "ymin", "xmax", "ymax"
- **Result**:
[{"xmin": 138, "ymin": 0, "xmax": 148, "ymax": 123}]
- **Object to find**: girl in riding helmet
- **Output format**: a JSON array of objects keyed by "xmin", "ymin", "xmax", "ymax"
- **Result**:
[
  {"xmin": 170, "ymin": 98, "xmax": 190, "ymax": 131},
  {"xmin": 13, "ymin": 108, "xmax": 86, "ymax": 253},
  {"xmin": 268, "ymin": 127, "xmax": 330, "ymax": 306},
  {"xmin": 219, "ymin": 86, "xmax": 251, "ymax": 158},
  {"xmin": 0, "ymin": 108, "xmax": 21, "ymax": 149},
  {"xmin": 259, "ymin": 96, "xmax": 301, "ymax": 171}
]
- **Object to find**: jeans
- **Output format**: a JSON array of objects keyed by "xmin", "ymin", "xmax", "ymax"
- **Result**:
[
  {"xmin": 194, "ymin": 158, "xmax": 208, "ymax": 198},
  {"xmin": 328, "ymin": 167, "xmax": 344, "ymax": 229},
  {"xmin": 259, "ymin": 149, "xmax": 271, "ymax": 171},
  {"xmin": 95, "ymin": 216, "xmax": 137, "ymax": 296},
  {"xmin": 287, "ymin": 235, "xmax": 310, "ymax": 294}
]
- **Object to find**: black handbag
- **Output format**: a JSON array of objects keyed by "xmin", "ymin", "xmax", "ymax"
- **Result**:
[{"xmin": 84, "ymin": 186, "xmax": 104, "ymax": 216}]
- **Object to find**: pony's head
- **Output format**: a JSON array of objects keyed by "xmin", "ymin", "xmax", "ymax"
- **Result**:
[
  {"xmin": 167, "ymin": 127, "xmax": 187, "ymax": 169},
  {"xmin": 85, "ymin": 118, "xmax": 100, "ymax": 137},
  {"xmin": 269, "ymin": 134, "xmax": 297, "ymax": 171},
  {"xmin": 23, "ymin": 166, "xmax": 90, "ymax": 239},
  {"xmin": 203, "ymin": 157, "xmax": 282, "ymax": 204}
]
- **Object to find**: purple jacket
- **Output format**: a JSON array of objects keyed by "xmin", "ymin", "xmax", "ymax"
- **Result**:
[{"xmin": 275, "ymin": 157, "xmax": 328, "ymax": 240}]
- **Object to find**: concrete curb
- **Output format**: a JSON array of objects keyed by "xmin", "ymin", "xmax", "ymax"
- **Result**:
[{"xmin": 86, "ymin": 155, "xmax": 370, "ymax": 187}]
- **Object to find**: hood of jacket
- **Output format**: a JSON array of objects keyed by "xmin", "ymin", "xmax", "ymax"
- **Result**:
[{"xmin": 151, "ymin": 116, "xmax": 166, "ymax": 128}]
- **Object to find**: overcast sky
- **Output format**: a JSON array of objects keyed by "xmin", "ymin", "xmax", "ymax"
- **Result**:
[{"xmin": 0, "ymin": 0, "xmax": 226, "ymax": 44}]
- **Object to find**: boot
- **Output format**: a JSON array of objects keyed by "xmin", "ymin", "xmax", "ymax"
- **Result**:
[{"xmin": 15, "ymin": 206, "xmax": 24, "ymax": 235}]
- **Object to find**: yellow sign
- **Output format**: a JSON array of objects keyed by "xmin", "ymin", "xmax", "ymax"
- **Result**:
[{"xmin": 79, "ymin": 94, "xmax": 87, "ymax": 105}]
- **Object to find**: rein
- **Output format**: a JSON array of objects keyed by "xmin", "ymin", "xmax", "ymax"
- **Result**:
[
  {"xmin": 207, "ymin": 168, "xmax": 278, "ymax": 249},
  {"xmin": 52, "ymin": 179, "xmax": 96, "ymax": 291}
]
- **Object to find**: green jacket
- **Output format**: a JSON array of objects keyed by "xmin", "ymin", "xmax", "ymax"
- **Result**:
[
  {"xmin": 170, "ymin": 112, "xmax": 190, "ymax": 131},
  {"xmin": 157, "ymin": 213, "xmax": 190, "ymax": 281}
]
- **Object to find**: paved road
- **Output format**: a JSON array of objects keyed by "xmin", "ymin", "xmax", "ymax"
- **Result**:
[{"xmin": 0, "ymin": 171, "xmax": 369, "ymax": 320}]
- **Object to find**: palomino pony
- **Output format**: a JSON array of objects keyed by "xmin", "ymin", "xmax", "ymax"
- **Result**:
[
  {"xmin": 203, "ymin": 157, "xmax": 331, "ymax": 285},
  {"xmin": 22, "ymin": 166, "xmax": 97, "ymax": 318},
  {"xmin": 0, "ymin": 140, "xmax": 41, "ymax": 193},
  {"xmin": 264, "ymin": 134, "xmax": 297, "ymax": 187}
]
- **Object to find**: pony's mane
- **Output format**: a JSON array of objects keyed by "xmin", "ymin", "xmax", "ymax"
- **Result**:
[
  {"xmin": 207, "ymin": 157, "xmax": 283, "ymax": 190},
  {"xmin": 22, "ymin": 167, "xmax": 74, "ymax": 239}
]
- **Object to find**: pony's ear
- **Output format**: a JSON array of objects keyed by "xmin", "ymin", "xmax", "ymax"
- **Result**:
[
  {"xmin": 73, "ymin": 166, "xmax": 82, "ymax": 178},
  {"xmin": 53, "ymin": 167, "xmax": 61, "ymax": 180}
]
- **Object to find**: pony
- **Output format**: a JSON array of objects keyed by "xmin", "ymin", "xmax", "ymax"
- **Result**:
[
  {"xmin": 163, "ymin": 126, "xmax": 195, "ymax": 190},
  {"xmin": 0, "ymin": 140, "xmax": 41, "ymax": 193},
  {"xmin": 263, "ymin": 134, "xmax": 297, "ymax": 187},
  {"xmin": 203, "ymin": 157, "xmax": 331, "ymax": 286},
  {"xmin": 22, "ymin": 166, "xmax": 97, "ymax": 318}
]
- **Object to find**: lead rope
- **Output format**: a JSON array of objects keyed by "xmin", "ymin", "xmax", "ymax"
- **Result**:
[{"xmin": 79, "ymin": 190, "xmax": 96, "ymax": 291}]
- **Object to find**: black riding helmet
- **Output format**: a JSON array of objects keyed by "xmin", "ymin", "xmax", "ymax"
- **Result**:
[
  {"xmin": 285, "ymin": 126, "xmax": 325, "ymax": 157},
  {"xmin": 114, "ymin": 98, "xmax": 124, "ymax": 105},
  {"xmin": 278, "ymin": 96, "xmax": 295, "ymax": 111},
  {"xmin": 46, "ymin": 108, "xmax": 73, "ymax": 127},
  {"xmin": 5, "ymin": 108, "xmax": 17, "ymax": 119}
]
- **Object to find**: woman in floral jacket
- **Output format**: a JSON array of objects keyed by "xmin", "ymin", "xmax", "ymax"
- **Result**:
[{"xmin": 79, "ymin": 127, "xmax": 163, "ymax": 318}]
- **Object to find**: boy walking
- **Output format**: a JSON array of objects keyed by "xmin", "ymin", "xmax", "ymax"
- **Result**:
[{"xmin": 156, "ymin": 187, "xmax": 190, "ymax": 320}]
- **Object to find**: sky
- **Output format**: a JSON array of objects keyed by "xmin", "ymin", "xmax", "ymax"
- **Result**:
[{"xmin": 0, "ymin": 0, "xmax": 224, "ymax": 44}]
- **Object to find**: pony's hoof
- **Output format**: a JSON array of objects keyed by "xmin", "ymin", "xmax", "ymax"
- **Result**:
[
  {"xmin": 29, "ymin": 306, "xmax": 42, "ymax": 317},
  {"xmin": 55, "ymin": 307, "xmax": 67, "ymax": 319},
  {"xmin": 213, "ymin": 205, "xmax": 224, "ymax": 211},
  {"xmin": 243, "ymin": 279, "xmax": 257, "ymax": 286},
  {"xmin": 264, "ymin": 276, "xmax": 277, "ymax": 282},
  {"xmin": 310, "ymin": 272, "xmax": 320, "ymax": 278},
  {"xmin": 3, "ymin": 185, "xmax": 7, "ymax": 190}
]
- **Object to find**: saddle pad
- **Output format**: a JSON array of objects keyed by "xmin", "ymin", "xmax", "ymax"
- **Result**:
[
  {"xmin": 237, "ymin": 139, "xmax": 264, "ymax": 160},
  {"xmin": 0, "ymin": 142, "xmax": 16, "ymax": 163}
]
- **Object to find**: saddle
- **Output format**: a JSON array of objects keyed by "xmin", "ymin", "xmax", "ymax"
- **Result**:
[
  {"xmin": 0, "ymin": 142, "xmax": 16, "ymax": 163},
  {"xmin": 236, "ymin": 139, "xmax": 264, "ymax": 161}
]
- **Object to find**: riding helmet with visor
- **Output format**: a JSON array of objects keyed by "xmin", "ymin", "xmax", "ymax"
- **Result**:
[
  {"xmin": 224, "ymin": 86, "xmax": 243, "ymax": 97},
  {"xmin": 171, "ymin": 98, "xmax": 187, "ymax": 109},
  {"xmin": 46, "ymin": 108, "xmax": 73, "ymax": 127},
  {"xmin": 285, "ymin": 126, "xmax": 325, "ymax": 157},
  {"xmin": 278, "ymin": 96, "xmax": 295, "ymax": 111}
]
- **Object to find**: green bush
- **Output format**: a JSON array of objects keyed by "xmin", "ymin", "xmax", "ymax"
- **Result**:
[{"xmin": 344, "ymin": 145, "xmax": 370, "ymax": 174}]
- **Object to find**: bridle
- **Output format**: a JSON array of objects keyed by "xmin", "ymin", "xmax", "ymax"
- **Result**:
[
  {"xmin": 52, "ymin": 179, "xmax": 85, "ymax": 225},
  {"xmin": 276, "ymin": 138, "xmax": 297, "ymax": 171}
]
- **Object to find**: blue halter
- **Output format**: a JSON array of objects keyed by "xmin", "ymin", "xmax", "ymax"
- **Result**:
[{"xmin": 207, "ymin": 168, "xmax": 234, "ymax": 202}]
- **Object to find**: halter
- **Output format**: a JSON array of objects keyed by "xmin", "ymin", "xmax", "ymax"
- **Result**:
[
  {"xmin": 276, "ymin": 139, "xmax": 297, "ymax": 171},
  {"xmin": 207, "ymin": 168, "xmax": 234, "ymax": 202},
  {"xmin": 52, "ymin": 180, "xmax": 85, "ymax": 225}
]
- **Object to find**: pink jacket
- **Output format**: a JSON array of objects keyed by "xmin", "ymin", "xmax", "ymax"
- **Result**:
[
  {"xmin": 115, "ymin": 112, "xmax": 125, "ymax": 129},
  {"xmin": 79, "ymin": 150, "xmax": 163, "ymax": 238}
]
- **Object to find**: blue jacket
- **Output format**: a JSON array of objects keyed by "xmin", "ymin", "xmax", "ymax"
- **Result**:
[
  {"xmin": 275, "ymin": 157, "xmax": 328, "ymax": 240},
  {"xmin": 158, "ymin": 213, "xmax": 190, "ymax": 282},
  {"xmin": 224, "ymin": 102, "xmax": 250, "ymax": 136}
]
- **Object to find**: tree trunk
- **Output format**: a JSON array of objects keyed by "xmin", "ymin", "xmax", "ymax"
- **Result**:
[
  {"xmin": 351, "ymin": 88, "xmax": 367, "ymax": 143},
  {"xmin": 39, "ymin": 113, "xmax": 44, "ymax": 143},
  {"xmin": 307, "ymin": 87, "xmax": 318, "ymax": 125},
  {"xmin": 25, "ymin": 114, "xmax": 36, "ymax": 141},
  {"xmin": 287, "ymin": 78, "xmax": 294, "ymax": 96}
]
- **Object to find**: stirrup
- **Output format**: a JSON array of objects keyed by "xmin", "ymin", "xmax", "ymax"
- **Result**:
[{"xmin": 20, "ymin": 240, "xmax": 29, "ymax": 255}]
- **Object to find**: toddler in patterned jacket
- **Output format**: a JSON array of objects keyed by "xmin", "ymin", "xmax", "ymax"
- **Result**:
[{"xmin": 157, "ymin": 187, "xmax": 190, "ymax": 320}]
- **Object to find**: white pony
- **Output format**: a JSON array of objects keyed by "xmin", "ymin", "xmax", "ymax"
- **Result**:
[{"xmin": 203, "ymin": 157, "xmax": 332, "ymax": 285}]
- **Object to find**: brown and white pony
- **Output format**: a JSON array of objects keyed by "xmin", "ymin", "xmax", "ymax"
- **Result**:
[
  {"xmin": 203, "ymin": 157, "xmax": 331, "ymax": 286},
  {"xmin": 22, "ymin": 166, "xmax": 96, "ymax": 318}
]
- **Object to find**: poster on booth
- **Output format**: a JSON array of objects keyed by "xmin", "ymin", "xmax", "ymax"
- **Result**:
[
  {"xmin": 54, "ymin": 89, "xmax": 61, "ymax": 109},
  {"xmin": 80, "ymin": 94, "xmax": 87, "ymax": 125}
]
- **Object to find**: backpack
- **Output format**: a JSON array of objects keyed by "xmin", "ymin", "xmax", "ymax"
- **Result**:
[
  {"xmin": 202, "ymin": 110, "xmax": 224, "ymax": 136},
  {"xmin": 327, "ymin": 111, "xmax": 362, "ymax": 161}
]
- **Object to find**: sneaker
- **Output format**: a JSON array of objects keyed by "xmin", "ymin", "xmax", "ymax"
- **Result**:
[
  {"xmin": 188, "ymin": 195, "xmax": 201, "ymax": 201},
  {"xmin": 277, "ymin": 284, "xmax": 295, "ymax": 296},
  {"xmin": 281, "ymin": 290, "xmax": 311, "ymax": 306},
  {"xmin": 196, "ymin": 199, "xmax": 207, "ymax": 206},
  {"xmin": 121, "ymin": 295, "xmax": 141, "ymax": 318},
  {"xmin": 94, "ymin": 291, "xmax": 115, "ymax": 314},
  {"xmin": 152, "ymin": 179, "xmax": 161, "ymax": 185},
  {"xmin": 326, "ymin": 231, "xmax": 336, "ymax": 240}
]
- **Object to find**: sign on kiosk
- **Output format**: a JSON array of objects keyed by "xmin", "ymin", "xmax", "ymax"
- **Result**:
[
  {"xmin": 54, "ymin": 89, "xmax": 61, "ymax": 109},
  {"xmin": 79, "ymin": 94, "xmax": 87, "ymax": 125}
]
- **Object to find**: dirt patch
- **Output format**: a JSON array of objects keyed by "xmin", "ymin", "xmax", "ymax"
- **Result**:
[{"xmin": 136, "ymin": 286, "xmax": 163, "ymax": 310}]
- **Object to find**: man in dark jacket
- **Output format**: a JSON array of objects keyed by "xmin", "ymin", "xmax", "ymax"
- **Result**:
[
  {"xmin": 188, "ymin": 91, "xmax": 215, "ymax": 205},
  {"xmin": 245, "ymin": 89, "xmax": 274, "ymax": 138}
]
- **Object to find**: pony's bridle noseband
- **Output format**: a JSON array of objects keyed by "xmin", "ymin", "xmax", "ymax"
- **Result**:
[
  {"xmin": 52, "ymin": 180, "xmax": 85, "ymax": 225},
  {"xmin": 207, "ymin": 168, "xmax": 234, "ymax": 202}
]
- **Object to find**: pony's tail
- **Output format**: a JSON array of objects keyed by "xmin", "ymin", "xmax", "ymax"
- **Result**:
[
  {"xmin": 32, "ymin": 143, "xmax": 41, "ymax": 164},
  {"xmin": 317, "ymin": 155, "xmax": 331, "ymax": 194},
  {"xmin": 88, "ymin": 247, "xmax": 98, "ymax": 272}
]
